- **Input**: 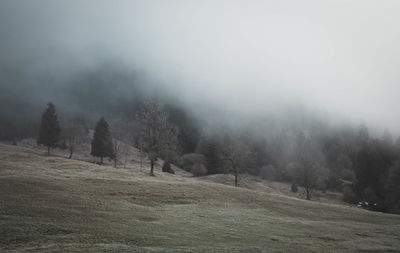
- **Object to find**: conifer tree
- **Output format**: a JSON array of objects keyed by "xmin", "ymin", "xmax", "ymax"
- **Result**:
[
  {"xmin": 91, "ymin": 117, "xmax": 113, "ymax": 164},
  {"xmin": 37, "ymin": 102, "xmax": 61, "ymax": 155}
]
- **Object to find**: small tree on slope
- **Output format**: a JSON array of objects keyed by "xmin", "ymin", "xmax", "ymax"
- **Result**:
[
  {"xmin": 221, "ymin": 134, "xmax": 250, "ymax": 187},
  {"xmin": 137, "ymin": 102, "xmax": 178, "ymax": 176},
  {"xmin": 37, "ymin": 102, "xmax": 61, "ymax": 155},
  {"xmin": 294, "ymin": 132, "xmax": 320, "ymax": 200},
  {"xmin": 91, "ymin": 117, "xmax": 114, "ymax": 164}
]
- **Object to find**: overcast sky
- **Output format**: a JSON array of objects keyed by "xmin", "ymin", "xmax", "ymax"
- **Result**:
[{"xmin": 1, "ymin": 0, "xmax": 400, "ymax": 133}]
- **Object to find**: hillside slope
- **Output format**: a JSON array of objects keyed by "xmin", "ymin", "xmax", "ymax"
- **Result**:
[
  {"xmin": 0, "ymin": 143, "xmax": 400, "ymax": 252},
  {"xmin": 198, "ymin": 174, "xmax": 344, "ymax": 205}
]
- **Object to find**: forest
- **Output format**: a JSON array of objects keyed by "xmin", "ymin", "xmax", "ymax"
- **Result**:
[{"xmin": 2, "ymin": 74, "xmax": 399, "ymax": 214}]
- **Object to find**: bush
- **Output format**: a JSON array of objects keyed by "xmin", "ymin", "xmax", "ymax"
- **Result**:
[
  {"xmin": 340, "ymin": 169, "xmax": 356, "ymax": 182},
  {"xmin": 291, "ymin": 183, "xmax": 298, "ymax": 193},
  {"xmin": 363, "ymin": 187, "xmax": 378, "ymax": 204},
  {"xmin": 162, "ymin": 161, "xmax": 170, "ymax": 171},
  {"xmin": 283, "ymin": 163, "xmax": 296, "ymax": 181},
  {"xmin": 162, "ymin": 162, "xmax": 175, "ymax": 174},
  {"xmin": 342, "ymin": 186, "xmax": 357, "ymax": 203},
  {"xmin": 191, "ymin": 163, "xmax": 207, "ymax": 176},
  {"xmin": 177, "ymin": 153, "xmax": 207, "ymax": 176},
  {"xmin": 327, "ymin": 172, "xmax": 342, "ymax": 190},
  {"xmin": 390, "ymin": 201, "xmax": 400, "ymax": 214},
  {"xmin": 58, "ymin": 140, "xmax": 68, "ymax": 150},
  {"xmin": 316, "ymin": 178, "xmax": 327, "ymax": 193},
  {"xmin": 177, "ymin": 153, "xmax": 205, "ymax": 171},
  {"xmin": 259, "ymin": 165, "xmax": 281, "ymax": 181}
]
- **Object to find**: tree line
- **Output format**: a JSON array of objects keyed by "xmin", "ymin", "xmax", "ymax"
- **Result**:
[
  {"xmin": 21, "ymin": 101, "xmax": 400, "ymax": 214},
  {"xmin": 37, "ymin": 102, "xmax": 178, "ymax": 172}
]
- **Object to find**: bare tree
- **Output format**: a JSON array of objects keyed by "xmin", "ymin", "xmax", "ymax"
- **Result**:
[
  {"xmin": 113, "ymin": 139, "xmax": 121, "ymax": 168},
  {"xmin": 294, "ymin": 132, "xmax": 320, "ymax": 200},
  {"xmin": 124, "ymin": 152, "xmax": 128, "ymax": 169},
  {"xmin": 137, "ymin": 102, "xmax": 178, "ymax": 176},
  {"xmin": 295, "ymin": 157, "xmax": 319, "ymax": 200},
  {"xmin": 221, "ymin": 135, "xmax": 249, "ymax": 187},
  {"xmin": 133, "ymin": 134, "xmax": 145, "ymax": 172},
  {"xmin": 62, "ymin": 117, "xmax": 87, "ymax": 159},
  {"xmin": 112, "ymin": 139, "xmax": 130, "ymax": 169},
  {"xmin": 109, "ymin": 119, "xmax": 133, "ymax": 169}
]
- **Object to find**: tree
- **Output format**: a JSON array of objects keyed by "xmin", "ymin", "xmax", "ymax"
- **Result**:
[
  {"xmin": 165, "ymin": 105, "xmax": 200, "ymax": 153},
  {"xmin": 354, "ymin": 139, "xmax": 394, "ymax": 203},
  {"xmin": 37, "ymin": 102, "xmax": 61, "ymax": 155},
  {"xmin": 177, "ymin": 153, "xmax": 207, "ymax": 176},
  {"xmin": 62, "ymin": 117, "xmax": 87, "ymax": 159},
  {"xmin": 112, "ymin": 138, "xmax": 129, "ymax": 168},
  {"xmin": 108, "ymin": 119, "xmax": 132, "ymax": 169},
  {"xmin": 137, "ymin": 102, "xmax": 178, "ymax": 176},
  {"xmin": 294, "ymin": 132, "xmax": 319, "ymax": 200},
  {"xmin": 91, "ymin": 117, "xmax": 114, "ymax": 164},
  {"xmin": 386, "ymin": 161, "xmax": 400, "ymax": 213},
  {"xmin": 197, "ymin": 138, "xmax": 222, "ymax": 174},
  {"xmin": 113, "ymin": 139, "xmax": 121, "ymax": 168},
  {"xmin": 295, "ymin": 157, "xmax": 319, "ymax": 200},
  {"xmin": 221, "ymin": 135, "xmax": 249, "ymax": 187}
]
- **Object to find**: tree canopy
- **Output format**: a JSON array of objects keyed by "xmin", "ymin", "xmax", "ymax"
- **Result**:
[
  {"xmin": 37, "ymin": 102, "xmax": 61, "ymax": 154},
  {"xmin": 91, "ymin": 117, "xmax": 114, "ymax": 163}
]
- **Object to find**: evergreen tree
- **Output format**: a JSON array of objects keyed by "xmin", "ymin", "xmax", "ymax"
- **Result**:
[
  {"xmin": 37, "ymin": 102, "xmax": 61, "ymax": 155},
  {"xmin": 91, "ymin": 117, "xmax": 113, "ymax": 163}
]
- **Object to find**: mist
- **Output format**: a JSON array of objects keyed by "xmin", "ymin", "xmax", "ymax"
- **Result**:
[
  {"xmin": 3, "ymin": 2, "xmax": 400, "ymax": 247},
  {"xmin": 1, "ymin": 0, "xmax": 400, "ymax": 136}
]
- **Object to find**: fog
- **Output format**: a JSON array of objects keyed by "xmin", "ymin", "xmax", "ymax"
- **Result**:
[{"xmin": 1, "ymin": 0, "xmax": 400, "ymax": 135}]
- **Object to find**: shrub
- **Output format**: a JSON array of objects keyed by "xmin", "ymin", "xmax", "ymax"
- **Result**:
[
  {"xmin": 177, "ymin": 153, "xmax": 205, "ymax": 171},
  {"xmin": 259, "ymin": 164, "xmax": 281, "ymax": 181},
  {"xmin": 363, "ymin": 187, "xmax": 378, "ymax": 204},
  {"xmin": 316, "ymin": 177, "xmax": 327, "ymax": 193},
  {"xmin": 177, "ymin": 153, "xmax": 207, "ymax": 176},
  {"xmin": 291, "ymin": 183, "xmax": 298, "ymax": 193},
  {"xmin": 283, "ymin": 163, "xmax": 296, "ymax": 181},
  {"xmin": 340, "ymin": 169, "xmax": 356, "ymax": 182},
  {"xmin": 342, "ymin": 186, "xmax": 357, "ymax": 203},
  {"xmin": 327, "ymin": 172, "xmax": 342, "ymax": 190},
  {"xmin": 59, "ymin": 140, "xmax": 68, "ymax": 150},
  {"xmin": 390, "ymin": 201, "xmax": 400, "ymax": 214},
  {"xmin": 191, "ymin": 163, "xmax": 207, "ymax": 176},
  {"xmin": 162, "ymin": 161, "xmax": 175, "ymax": 174}
]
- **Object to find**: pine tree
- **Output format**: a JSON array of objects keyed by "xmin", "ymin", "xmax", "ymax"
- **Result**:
[
  {"xmin": 37, "ymin": 102, "xmax": 61, "ymax": 155},
  {"xmin": 91, "ymin": 117, "xmax": 113, "ymax": 164}
]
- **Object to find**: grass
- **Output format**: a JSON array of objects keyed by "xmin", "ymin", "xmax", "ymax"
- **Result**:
[{"xmin": 0, "ymin": 143, "xmax": 400, "ymax": 252}]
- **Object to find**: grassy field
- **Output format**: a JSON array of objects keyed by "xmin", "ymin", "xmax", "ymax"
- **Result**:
[{"xmin": 0, "ymin": 144, "xmax": 400, "ymax": 252}]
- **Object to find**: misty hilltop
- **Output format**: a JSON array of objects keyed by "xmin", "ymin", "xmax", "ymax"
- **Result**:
[
  {"xmin": 1, "ymin": 0, "xmax": 400, "ymax": 135},
  {"xmin": 1, "ymin": 1, "xmax": 400, "ymax": 252}
]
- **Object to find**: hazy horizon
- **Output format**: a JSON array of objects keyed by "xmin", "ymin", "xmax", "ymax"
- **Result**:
[{"xmin": 1, "ymin": 0, "xmax": 400, "ymax": 135}]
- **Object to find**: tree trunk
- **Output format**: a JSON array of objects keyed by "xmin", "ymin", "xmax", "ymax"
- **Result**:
[
  {"xmin": 234, "ymin": 167, "xmax": 238, "ymax": 187},
  {"xmin": 306, "ymin": 186, "xmax": 311, "ymax": 200},
  {"xmin": 68, "ymin": 146, "xmax": 73, "ymax": 159},
  {"xmin": 114, "ymin": 158, "xmax": 117, "ymax": 168},
  {"xmin": 150, "ymin": 159, "xmax": 154, "ymax": 176},
  {"xmin": 140, "ymin": 153, "xmax": 143, "ymax": 172}
]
